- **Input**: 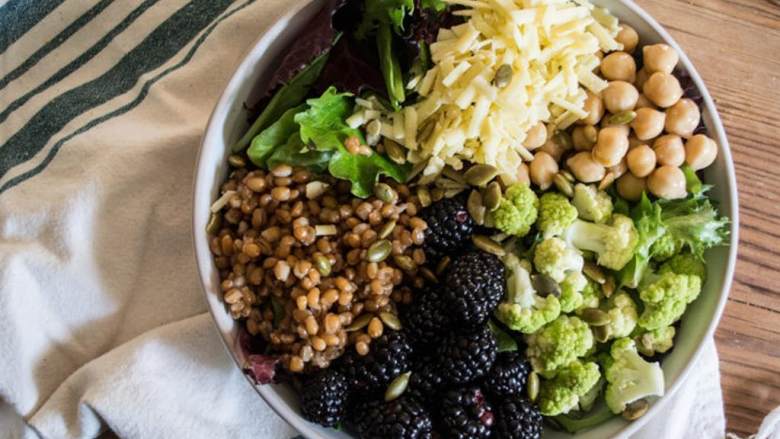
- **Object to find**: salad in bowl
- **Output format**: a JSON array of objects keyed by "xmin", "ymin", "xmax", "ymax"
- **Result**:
[{"xmin": 199, "ymin": 0, "xmax": 734, "ymax": 437}]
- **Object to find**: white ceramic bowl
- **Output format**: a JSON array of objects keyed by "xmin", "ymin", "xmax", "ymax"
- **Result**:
[{"xmin": 193, "ymin": 1, "xmax": 739, "ymax": 437}]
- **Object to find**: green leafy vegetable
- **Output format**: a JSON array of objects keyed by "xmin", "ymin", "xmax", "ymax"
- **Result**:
[
  {"xmin": 355, "ymin": 0, "xmax": 415, "ymax": 40},
  {"xmin": 618, "ymin": 193, "xmax": 666, "ymax": 288},
  {"xmin": 328, "ymin": 146, "xmax": 408, "ymax": 197},
  {"xmin": 420, "ymin": 0, "xmax": 447, "ymax": 12},
  {"xmin": 488, "ymin": 320, "xmax": 519, "ymax": 353},
  {"xmin": 267, "ymin": 133, "xmax": 333, "ymax": 174},
  {"xmin": 295, "ymin": 87, "xmax": 360, "ymax": 151},
  {"xmin": 247, "ymin": 105, "xmax": 306, "ymax": 167},
  {"xmin": 233, "ymin": 51, "xmax": 330, "ymax": 152},
  {"xmin": 681, "ymin": 165, "xmax": 705, "ymax": 196},
  {"xmin": 377, "ymin": 22, "xmax": 406, "ymax": 107},
  {"xmin": 659, "ymin": 195, "xmax": 729, "ymax": 259}
]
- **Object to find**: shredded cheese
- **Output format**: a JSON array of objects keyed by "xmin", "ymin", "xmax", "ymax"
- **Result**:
[{"xmin": 395, "ymin": 0, "xmax": 621, "ymax": 182}]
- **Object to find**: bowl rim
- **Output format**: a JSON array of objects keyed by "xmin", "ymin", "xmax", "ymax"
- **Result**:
[{"xmin": 192, "ymin": 1, "xmax": 740, "ymax": 438}]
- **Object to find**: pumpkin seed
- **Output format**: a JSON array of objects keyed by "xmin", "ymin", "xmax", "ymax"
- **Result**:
[
  {"xmin": 622, "ymin": 399, "xmax": 649, "ymax": 421},
  {"xmin": 393, "ymin": 254, "xmax": 416, "ymax": 272},
  {"xmin": 583, "ymin": 125, "xmax": 598, "ymax": 144},
  {"xmin": 418, "ymin": 119, "xmax": 436, "ymax": 144},
  {"xmin": 532, "ymin": 274, "xmax": 560, "ymax": 297},
  {"xmin": 472, "ymin": 235, "xmax": 506, "ymax": 257},
  {"xmin": 379, "ymin": 220, "xmax": 397, "ymax": 239},
  {"xmin": 607, "ymin": 110, "xmax": 637, "ymax": 126},
  {"xmin": 583, "ymin": 261, "xmax": 607, "ymax": 284},
  {"xmin": 431, "ymin": 187, "xmax": 445, "ymax": 202},
  {"xmin": 385, "ymin": 372, "xmax": 412, "ymax": 402},
  {"xmin": 206, "ymin": 212, "xmax": 221, "ymax": 234},
  {"xmin": 228, "ymin": 154, "xmax": 246, "ymax": 168},
  {"xmin": 367, "ymin": 240, "xmax": 392, "ymax": 262},
  {"xmin": 527, "ymin": 372, "xmax": 540, "ymax": 402},
  {"xmin": 467, "ymin": 190, "xmax": 486, "ymax": 225},
  {"xmin": 374, "ymin": 183, "xmax": 399, "ymax": 204},
  {"xmin": 346, "ymin": 314, "xmax": 373, "ymax": 332},
  {"xmin": 435, "ymin": 256, "xmax": 451, "ymax": 276},
  {"xmin": 483, "ymin": 181, "xmax": 502, "ymax": 211},
  {"xmin": 366, "ymin": 119, "xmax": 382, "ymax": 137},
  {"xmin": 436, "ymin": 178, "xmax": 467, "ymax": 190},
  {"xmin": 581, "ymin": 308, "xmax": 611, "ymax": 326},
  {"xmin": 444, "ymin": 188, "xmax": 465, "ymax": 198},
  {"xmin": 442, "ymin": 166, "xmax": 466, "ymax": 184},
  {"xmin": 379, "ymin": 312, "xmax": 402, "ymax": 331},
  {"xmin": 491, "ymin": 232, "xmax": 509, "ymax": 242},
  {"xmin": 420, "ymin": 267, "xmax": 438, "ymax": 283},
  {"xmin": 385, "ymin": 139, "xmax": 407, "ymax": 164},
  {"xmin": 554, "ymin": 173, "xmax": 574, "ymax": 198},
  {"xmin": 314, "ymin": 254, "xmax": 332, "ymax": 276},
  {"xmin": 493, "ymin": 64, "xmax": 513, "ymax": 88},
  {"xmin": 417, "ymin": 186, "xmax": 432, "ymax": 207},
  {"xmin": 464, "ymin": 164, "xmax": 499, "ymax": 187},
  {"xmin": 602, "ymin": 276, "xmax": 615, "ymax": 298},
  {"xmin": 559, "ymin": 169, "xmax": 576, "ymax": 183},
  {"xmin": 408, "ymin": 162, "xmax": 427, "ymax": 181},
  {"xmin": 598, "ymin": 171, "xmax": 617, "ymax": 191},
  {"xmin": 594, "ymin": 325, "xmax": 612, "ymax": 343},
  {"xmin": 554, "ymin": 131, "xmax": 573, "ymax": 150}
]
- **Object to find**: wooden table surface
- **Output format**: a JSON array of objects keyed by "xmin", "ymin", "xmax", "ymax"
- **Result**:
[{"xmin": 633, "ymin": 0, "xmax": 780, "ymax": 435}]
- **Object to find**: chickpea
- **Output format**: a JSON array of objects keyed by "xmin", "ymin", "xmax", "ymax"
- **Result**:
[
  {"xmin": 635, "ymin": 68, "xmax": 651, "ymax": 91},
  {"xmin": 572, "ymin": 125, "xmax": 597, "ymax": 151},
  {"xmin": 653, "ymin": 134, "xmax": 686, "ymax": 166},
  {"xmin": 628, "ymin": 135, "xmax": 645, "ymax": 149},
  {"xmin": 600, "ymin": 52, "xmax": 637, "ymax": 82},
  {"xmin": 648, "ymin": 165, "xmax": 687, "ymax": 199},
  {"xmin": 609, "ymin": 158, "xmax": 628, "ymax": 179},
  {"xmin": 685, "ymin": 134, "xmax": 718, "ymax": 170},
  {"xmin": 626, "ymin": 144, "xmax": 657, "ymax": 178},
  {"xmin": 529, "ymin": 151, "xmax": 559, "ymax": 190},
  {"xmin": 602, "ymin": 81, "xmax": 639, "ymax": 114},
  {"xmin": 524, "ymin": 122, "xmax": 548, "ymax": 149},
  {"xmin": 616, "ymin": 24, "xmax": 639, "ymax": 53},
  {"xmin": 665, "ymin": 98, "xmax": 701, "ymax": 138},
  {"xmin": 580, "ymin": 92, "xmax": 605, "ymax": 126},
  {"xmin": 617, "ymin": 173, "xmax": 647, "ymax": 201},
  {"xmin": 643, "ymin": 72, "xmax": 683, "ymax": 108},
  {"xmin": 567, "ymin": 151, "xmax": 606, "ymax": 183},
  {"xmin": 592, "ymin": 126, "xmax": 629, "ymax": 167},
  {"xmin": 643, "ymin": 44, "xmax": 679, "ymax": 74},
  {"xmin": 635, "ymin": 94, "xmax": 655, "ymax": 110},
  {"xmin": 539, "ymin": 138, "xmax": 565, "ymax": 162},
  {"xmin": 517, "ymin": 163, "xmax": 531, "ymax": 185},
  {"xmin": 631, "ymin": 108, "xmax": 666, "ymax": 140}
]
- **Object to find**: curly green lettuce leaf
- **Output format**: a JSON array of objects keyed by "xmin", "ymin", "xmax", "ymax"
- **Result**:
[
  {"xmin": 355, "ymin": 0, "xmax": 414, "ymax": 40},
  {"xmin": 328, "ymin": 146, "xmax": 408, "ymax": 197},
  {"xmin": 618, "ymin": 193, "xmax": 666, "ymax": 288},
  {"xmin": 267, "ymin": 133, "xmax": 333, "ymax": 174},
  {"xmin": 295, "ymin": 87, "xmax": 359, "ymax": 151}
]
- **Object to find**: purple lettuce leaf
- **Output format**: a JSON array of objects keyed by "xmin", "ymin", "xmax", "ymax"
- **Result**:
[
  {"xmin": 244, "ymin": 355, "xmax": 280, "ymax": 385},
  {"xmin": 314, "ymin": 35, "xmax": 387, "ymax": 97}
]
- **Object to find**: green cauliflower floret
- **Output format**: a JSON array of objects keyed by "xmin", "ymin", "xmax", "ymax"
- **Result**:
[
  {"xmin": 635, "ymin": 326, "xmax": 676, "ymax": 356},
  {"xmin": 563, "ymin": 214, "xmax": 638, "ymax": 271},
  {"xmin": 650, "ymin": 233, "xmax": 682, "ymax": 262},
  {"xmin": 492, "ymin": 184, "xmax": 539, "ymax": 237},
  {"xmin": 638, "ymin": 272, "xmax": 702, "ymax": 330},
  {"xmin": 538, "ymin": 192, "xmax": 578, "ymax": 237},
  {"xmin": 539, "ymin": 360, "xmax": 601, "ymax": 416},
  {"xmin": 534, "ymin": 237, "xmax": 584, "ymax": 283},
  {"xmin": 526, "ymin": 315, "xmax": 594, "ymax": 376},
  {"xmin": 660, "ymin": 253, "xmax": 706, "ymax": 280},
  {"xmin": 577, "ymin": 278, "xmax": 602, "ymax": 312},
  {"xmin": 604, "ymin": 338, "xmax": 665, "ymax": 414},
  {"xmin": 572, "ymin": 183, "xmax": 613, "ymax": 224},
  {"xmin": 602, "ymin": 292, "xmax": 639, "ymax": 340},
  {"xmin": 496, "ymin": 254, "xmax": 561, "ymax": 334},
  {"xmin": 560, "ymin": 272, "xmax": 588, "ymax": 313}
]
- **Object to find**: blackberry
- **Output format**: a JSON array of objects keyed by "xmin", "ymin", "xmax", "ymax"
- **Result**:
[
  {"xmin": 443, "ymin": 250, "xmax": 506, "ymax": 330},
  {"xmin": 436, "ymin": 325, "xmax": 497, "ymax": 384},
  {"xmin": 494, "ymin": 398, "xmax": 543, "ymax": 439},
  {"xmin": 360, "ymin": 396, "xmax": 434, "ymax": 439},
  {"xmin": 340, "ymin": 330, "xmax": 412, "ymax": 391},
  {"xmin": 440, "ymin": 387, "xmax": 494, "ymax": 439},
  {"xmin": 402, "ymin": 288, "xmax": 450, "ymax": 346},
  {"xmin": 419, "ymin": 195, "xmax": 474, "ymax": 261},
  {"xmin": 406, "ymin": 356, "xmax": 446, "ymax": 406},
  {"xmin": 300, "ymin": 369, "xmax": 350, "ymax": 427},
  {"xmin": 483, "ymin": 352, "xmax": 532, "ymax": 398}
]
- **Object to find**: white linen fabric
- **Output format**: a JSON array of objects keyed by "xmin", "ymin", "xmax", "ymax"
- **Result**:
[{"xmin": 0, "ymin": 0, "xmax": 755, "ymax": 438}]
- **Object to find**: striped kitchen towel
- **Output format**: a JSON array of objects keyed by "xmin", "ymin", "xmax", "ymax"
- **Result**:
[{"xmin": 0, "ymin": 1, "xmax": 726, "ymax": 438}]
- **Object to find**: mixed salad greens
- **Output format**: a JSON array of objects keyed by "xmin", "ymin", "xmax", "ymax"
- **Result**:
[{"xmin": 226, "ymin": 0, "xmax": 730, "ymax": 434}]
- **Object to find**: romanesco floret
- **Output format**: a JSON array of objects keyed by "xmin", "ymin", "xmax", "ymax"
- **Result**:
[
  {"xmin": 538, "ymin": 192, "xmax": 578, "ymax": 237},
  {"xmin": 492, "ymin": 184, "xmax": 539, "ymax": 237},
  {"xmin": 560, "ymin": 272, "xmax": 588, "ymax": 313},
  {"xmin": 604, "ymin": 338, "xmax": 665, "ymax": 414},
  {"xmin": 563, "ymin": 214, "xmax": 638, "ymax": 271},
  {"xmin": 496, "ymin": 254, "xmax": 561, "ymax": 333},
  {"xmin": 602, "ymin": 292, "xmax": 639, "ymax": 340},
  {"xmin": 660, "ymin": 253, "xmax": 706, "ymax": 280},
  {"xmin": 534, "ymin": 237, "xmax": 584, "ymax": 283},
  {"xmin": 526, "ymin": 315, "xmax": 594, "ymax": 376},
  {"xmin": 638, "ymin": 272, "xmax": 702, "ymax": 330},
  {"xmin": 538, "ymin": 360, "xmax": 601, "ymax": 416},
  {"xmin": 635, "ymin": 326, "xmax": 676, "ymax": 356},
  {"xmin": 572, "ymin": 184, "xmax": 613, "ymax": 224},
  {"xmin": 650, "ymin": 233, "xmax": 682, "ymax": 261}
]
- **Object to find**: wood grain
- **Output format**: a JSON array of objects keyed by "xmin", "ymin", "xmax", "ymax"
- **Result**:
[{"xmin": 635, "ymin": 0, "xmax": 780, "ymax": 435}]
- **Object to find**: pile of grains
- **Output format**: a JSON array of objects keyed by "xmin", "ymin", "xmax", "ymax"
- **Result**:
[{"xmin": 208, "ymin": 157, "xmax": 428, "ymax": 372}]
